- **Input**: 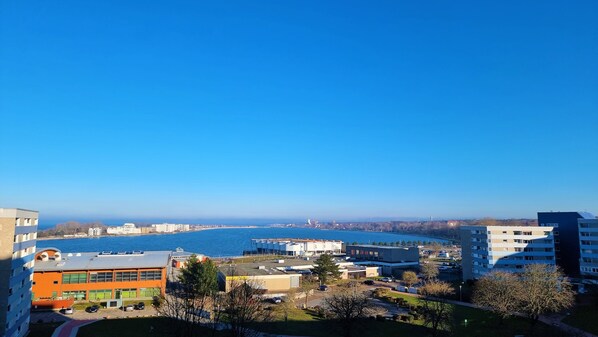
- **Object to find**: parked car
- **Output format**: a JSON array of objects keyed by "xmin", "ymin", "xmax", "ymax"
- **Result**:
[
  {"xmin": 123, "ymin": 304, "xmax": 134, "ymax": 312},
  {"xmin": 64, "ymin": 307, "xmax": 74, "ymax": 315},
  {"xmin": 271, "ymin": 297, "xmax": 282, "ymax": 304},
  {"xmin": 86, "ymin": 305, "xmax": 100, "ymax": 313},
  {"xmin": 319, "ymin": 285, "xmax": 329, "ymax": 291},
  {"xmin": 134, "ymin": 302, "xmax": 145, "ymax": 310},
  {"xmin": 363, "ymin": 280, "xmax": 375, "ymax": 285},
  {"xmin": 379, "ymin": 277, "xmax": 393, "ymax": 283}
]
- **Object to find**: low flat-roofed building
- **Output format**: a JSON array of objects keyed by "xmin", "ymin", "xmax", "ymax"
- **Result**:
[
  {"xmin": 33, "ymin": 248, "xmax": 170, "ymax": 302},
  {"xmin": 251, "ymin": 238, "xmax": 342, "ymax": 257},
  {"xmin": 346, "ymin": 244, "xmax": 419, "ymax": 277},
  {"xmin": 218, "ymin": 261, "xmax": 302, "ymax": 293}
]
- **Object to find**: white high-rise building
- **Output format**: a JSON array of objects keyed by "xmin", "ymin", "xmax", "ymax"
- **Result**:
[
  {"xmin": 0, "ymin": 208, "xmax": 38, "ymax": 337},
  {"xmin": 579, "ymin": 218, "xmax": 598, "ymax": 282},
  {"xmin": 106, "ymin": 223, "xmax": 142, "ymax": 235},
  {"xmin": 151, "ymin": 223, "xmax": 190, "ymax": 233},
  {"xmin": 88, "ymin": 227, "xmax": 102, "ymax": 236},
  {"xmin": 461, "ymin": 225, "xmax": 555, "ymax": 280}
]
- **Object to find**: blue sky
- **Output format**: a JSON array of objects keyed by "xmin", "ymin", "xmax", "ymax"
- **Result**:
[{"xmin": 1, "ymin": 1, "xmax": 597, "ymax": 221}]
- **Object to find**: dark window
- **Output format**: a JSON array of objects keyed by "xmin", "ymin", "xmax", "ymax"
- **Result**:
[
  {"xmin": 115, "ymin": 271, "xmax": 138, "ymax": 282},
  {"xmin": 140, "ymin": 270, "xmax": 161, "ymax": 281},
  {"xmin": 90, "ymin": 272, "xmax": 113, "ymax": 283}
]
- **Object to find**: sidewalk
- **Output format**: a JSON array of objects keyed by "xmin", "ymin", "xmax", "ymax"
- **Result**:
[{"xmin": 51, "ymin": 320, "xmax": 97, "ymax": 337}]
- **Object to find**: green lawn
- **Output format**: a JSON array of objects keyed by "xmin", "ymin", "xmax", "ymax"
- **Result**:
[
  {"xmin": 563, "ymin": 304, "xmax": 598, "ymax": 335},
  {"xmin": 28, "ymin": 322, "xmax": 63, "ymax": 337},
  {"xmin": 378, "ymin": 292, "xmax": 571, "ymax": 337},
  {"xmin": 252, "ymin": 308, "xmax": 429, "ymax": 337},
  {"xmin": 77, "ymin": 317, "xmax": 227, "ymax": 337}
]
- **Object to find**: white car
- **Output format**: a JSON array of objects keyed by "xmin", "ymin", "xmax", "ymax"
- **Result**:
[
  {"xmin": 380, "ymin": 277, "xmax": 393, "ymax": 283},
  {"xmin": 64, "ymin": 307, "xmax": 74, "ymax": 315}
]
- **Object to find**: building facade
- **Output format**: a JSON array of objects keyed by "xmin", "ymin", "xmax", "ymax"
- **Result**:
[
  {"xmin": 345, "ymin": 245, "xmax": 419, "ymax": 276},
  {"xmin": 87, "ymin": 227, "xmax": 102, "ymax": 236},
  {"xmin": 538, "ymin": 211, "xmax": 595, "ymax": 277},
  {"xmin": 32, "ymin": 249, "xmax": 169, "ymax": 302},
  {"xmin": 251, "ymin": 238, "xmax": 342, "ymax": 256},
  {"xmin": 0, "ymin": 208, "xmax": 38, "ymax": 337},
  {"xmin": 461, "ymin": 225, "xmax": 555, "ymax": 281},
  {"xmin": 106, "ymin": 223, "xmax": 142, "ymax": 235},
  {"xmin": 579, "ymin": 218, "xmax": 598, "ymax": 282},
  {"xmin": 151, "ymin": 223, "xmax": 190, "ymax": 233}
]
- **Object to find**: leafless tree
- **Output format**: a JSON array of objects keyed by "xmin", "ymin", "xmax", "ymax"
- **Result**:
[
  {"xmin": 472, "ymin": 271, "xmax": 523, "ymax": 325},
  {"xmin": 300, "ymin": 274, "xmax": 318, "ymax": 308},
  {"xmin": 519, "ymin": 264, "xmax": 575, "ymax": 327},
  {"xmin": 402, "ymin": 270, "xmax": 418, "ymax": 288},
  {"xmin": 420, "ymin": 263, "xmax": 439, "ymax": 281},
  {"xmin": 324, "ymin": 288, "xmax": 374, "ymax": 337},
  {"xmin": 222, "ymin": 278, "xmax": 272, "ymax": 337},
  {"xmin": 419, "ymin": 281, "xmax": 455, "ymax": 337}
]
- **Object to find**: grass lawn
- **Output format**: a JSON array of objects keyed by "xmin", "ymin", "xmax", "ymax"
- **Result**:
[
  {"xmin": 252, "ymin": 308, "xmax": 429, "ymax": 337},
  {"xmin": 379, "ymin": 291, "xmax": 570, "ymax": 337},
  {"xmin": 77, "ymin": 317, "xmax": 227, "ymax": 337},
  {"xmin": 28, "ymin": 322, "xmax": 63, "ymax": 337},
  {"xmin": 563, "ymin": 304, "xmax": 598, "ymax": 335}
]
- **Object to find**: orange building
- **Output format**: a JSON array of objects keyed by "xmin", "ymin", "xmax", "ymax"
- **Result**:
[{"xmin": 32, "ymin": 248, "xmax": 170, "ymax": 302}]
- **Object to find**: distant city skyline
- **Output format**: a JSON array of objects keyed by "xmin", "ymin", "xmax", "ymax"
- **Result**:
[{"xmin": 2, "ymin": 1, "xmax": 597, "ymax": 220}]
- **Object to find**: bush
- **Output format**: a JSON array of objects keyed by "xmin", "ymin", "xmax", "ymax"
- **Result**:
[{"xmin": 373, "ymin": 288, "xmax": 389, "ymax": 298}]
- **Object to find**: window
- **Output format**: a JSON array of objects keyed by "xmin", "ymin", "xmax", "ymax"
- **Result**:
[
  {"xmin": 117, "ymin": 288, "xmax": 137, "ymax": 298},
  {"xmin": 140, "ymin": 270, "xmax": 162, "ymax": 281},
  {"xmin": 115, "ymin": 271, "xmax": 138, "ymax": 282},
  {"xmin": 139, "ymin": 288, "xmax": 160, "ymax": 297},
  {"xmin": 89, "ymin": 289, "xmax": 112, "ymax": 300},
  {"xmin": 62, "ymin": 290, "xmax": 86, "ymax": 300},
  {"xmin": 62, "ymin": 273, "xmax": 87, "ymax": 284},
  {"xmin": 90, "ymin": 272, "xmax": 113, "ymax": 283}
]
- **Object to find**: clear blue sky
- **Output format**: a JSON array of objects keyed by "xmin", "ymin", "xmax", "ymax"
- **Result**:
[{"xmin": 1, "ymin": 1, "xmax": 597, "ymax": 222}]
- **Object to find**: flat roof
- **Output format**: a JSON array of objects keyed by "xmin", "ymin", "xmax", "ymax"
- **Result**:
[
  {"xmin": 34, "ymin": 250, "xmax": 171, "ymax": 272},
  {"xmin": 252, "ymin": 238, "xmax": 342, "ymax": 243},
  {"xmin": 346, "ymin": 244, "xmax": 417, "ymax": 250}
]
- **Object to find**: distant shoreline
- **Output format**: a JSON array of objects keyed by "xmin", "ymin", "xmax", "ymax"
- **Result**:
[{"xmin": 36, "ymin": 225, "xmax": 260, "ymax": 241}]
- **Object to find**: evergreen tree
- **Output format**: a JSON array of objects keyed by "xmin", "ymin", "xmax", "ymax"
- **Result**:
[{"xmin": 313, "ymin": 254, "xmax": 341, "ymax": 284}]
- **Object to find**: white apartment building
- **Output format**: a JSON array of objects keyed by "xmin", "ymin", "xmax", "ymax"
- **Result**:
[
  {"xmin": 0, "ymin": 208, "xmax": 38, "ymax": 337},
  {"xmin": 106, "ymin": 223, "xmax": 142, "ymax": 235},
  {"xmin": 88, "ymin": 227, "xmax": 102, "ymax": 236},
  {"xmin": 251, "ymin": 238, "xmax": 343, "ymax": 256},
  {"xmin": 579, "ymin": 218, "xmax": 598, "ymax": 282},
  {"xmin": 461, "ymin": 225, "xmax": 555, "ymax": 280},
  {"xmin": 151, "ymin": 223, "xmax": 190, "ymax": 233}
]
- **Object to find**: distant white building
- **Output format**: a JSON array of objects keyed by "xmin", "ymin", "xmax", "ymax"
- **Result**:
[
  {"xmin": 251, "ymin": 238, "xmax": 342, "ymax": 256},
  {"xmin": 106, "ymin": 223, "xmax": 141, "ymax": 235},
  {"xmin": 151, "ymin": 223, "xmax": 190, "ymax": 233},
  {"xmin": 88, "ymin": 227, "xmax": 102, "ymax": 236}
]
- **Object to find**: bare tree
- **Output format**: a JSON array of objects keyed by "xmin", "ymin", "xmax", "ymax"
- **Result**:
[
  {"xmin": 519, "ymin": 264, "xmax": 575, "ymax": 326},
  {"xmin": 472, "ymin": 271, "xmax": 523, "ymax": 325},
  {"xmin": 420, "ymin": 263, "xmax": 439, "ymax": 281},
  {"xmin": 300, "ymin": 275, "xmax": 318, "ymax": 308},
  {"xmin": 324, "ymin": 288, "xmax": 373, "ymax": 337},
  {"xmin": 157, "ymin": 255, "xmax": 219, "ymax": 337},
  {"xmin": 402, "ymin": 271, "xmax": 418, "ymax": 288},
  {"xmin": 222, "ymin": 278, "xmax": 272, "ymax": 337},
  {"xmin": 419, "ymin": 281, "xmax": 454, "ymax": 337},
  {"xmin": 277, "ymin": 288, "xmax": 297, "ymax": 322}
]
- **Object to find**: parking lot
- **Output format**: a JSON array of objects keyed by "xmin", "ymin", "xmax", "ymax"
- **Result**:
[{"xmin": 31, "ymin": 305, "xmax": 159, "ymax": 323}]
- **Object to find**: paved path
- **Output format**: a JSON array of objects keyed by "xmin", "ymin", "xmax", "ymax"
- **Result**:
[{"xmin": 51, "ymin": 320, "xmax": 97, "ymax": 337}]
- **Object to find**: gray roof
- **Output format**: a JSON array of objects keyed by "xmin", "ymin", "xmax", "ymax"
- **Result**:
[{"xmin": 34, "ymin": 250, "xmax": 171, "ymax": 272}]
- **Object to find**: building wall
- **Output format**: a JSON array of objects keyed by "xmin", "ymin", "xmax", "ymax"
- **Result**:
[
  {"xmin": 538, "ymin": 212, "xmax": 591, "ymax": 277},
  {"xmin": 461, "ymin": 225, "xmax": 555, "ymax": 280},
  {"xmin": 32, "ymin": 268, "xmax": 166, "ymax": 301},
  {"xmin": 345, "ymin": 245, "xmax": 419, "ymax": 263},
  {"xmin": 219, "ymin": 273, "xmax": 300, "ymax": 293},
  {"xmin": 0, "ymin": 208, "xmax": 38, "ymax": 337},
  {"xmin": 579, "ymin": 218, "xmax": 598, "ymax": 282}
]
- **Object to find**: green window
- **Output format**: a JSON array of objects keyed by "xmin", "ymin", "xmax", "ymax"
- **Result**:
[
  {"xmin": 140, "ymin": 270, "xmax": 162, "ymax": 281},
  {"xmin": 62, "ymin": 290, "xmax": 86, "ymax": 300},
  {"xmin": 90, "ymin": 272, "xmax": 113, "ymax": 283},
  {"xmin": 139, "ymin": 288, "xmax": 160, "ymax": 297},
  {"xmin": 116, "ymin": 288, "xmax": 137, "ymax": 298},
  {"xmin": 89, "ymin": 289, "xmax": 112, "ymax": 300},
  {"xmin": 62, "ymin": 273, "xmax": 87, "ymax": 284},
  {"xmin": 115, "ymin": 271, "xmax": 138, "ymax": 282}
]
